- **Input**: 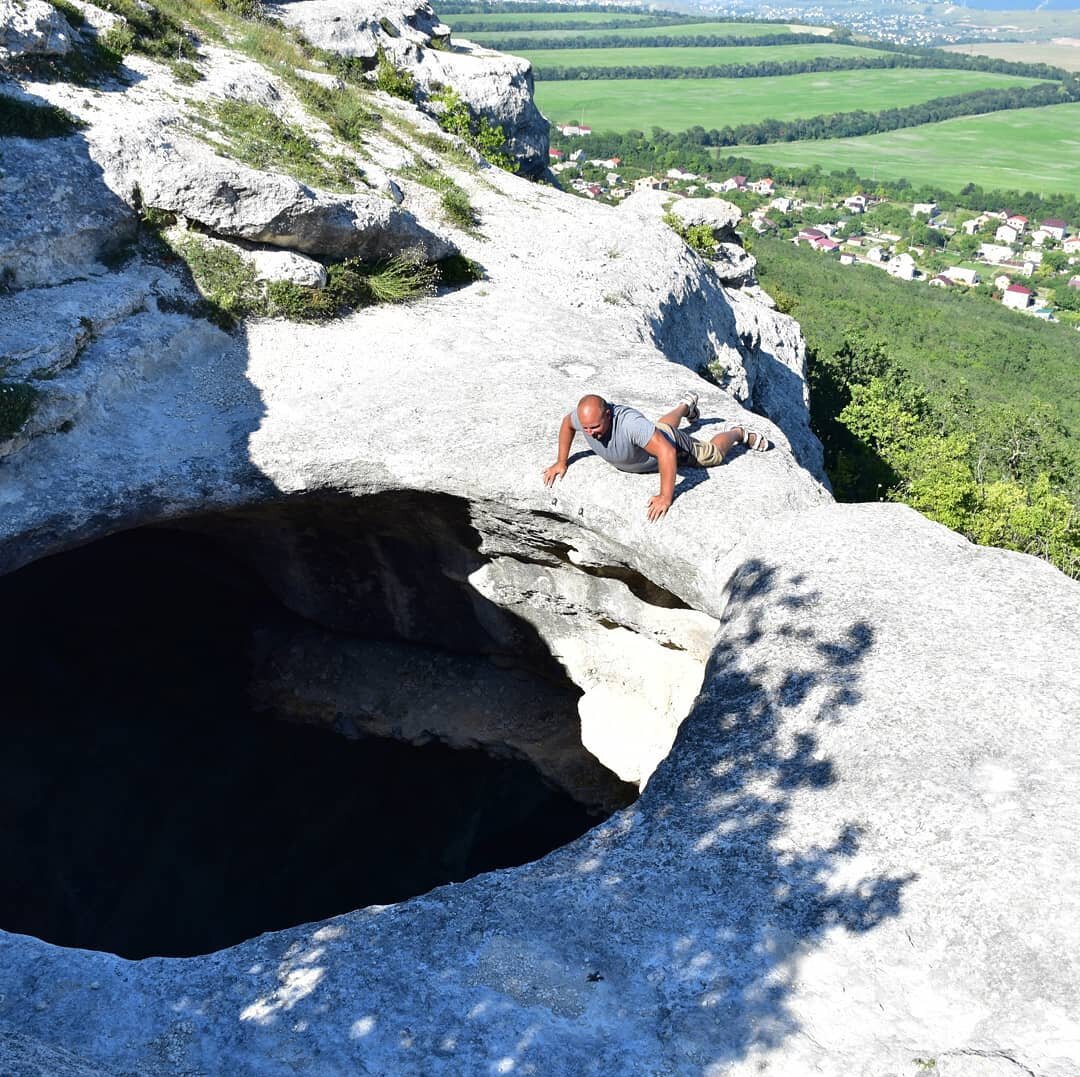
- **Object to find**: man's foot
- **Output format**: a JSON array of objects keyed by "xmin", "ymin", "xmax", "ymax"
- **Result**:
[
  {"xmin": 679, "ymin": 391, "xmax": 700, "ymax": 424},
  {"xmin": 739, "ymin": 427, "xmax": 770, "ymax": 452}
]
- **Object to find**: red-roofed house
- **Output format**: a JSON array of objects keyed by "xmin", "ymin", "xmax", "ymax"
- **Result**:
[
  {"xmin": 1006, "ymin": 214, "xmax": 1028, "ymax": 233},
  {"xmin": 797, "ymin": 227, "xmax": 826, "ymax": 244},
  {"xmin": 1003, "ymin": 284, "xmax": 1033, "ymax": 310},
  {"xmin": 1042, "ymin": 219, "xmax": 1068, "ymax": 241},
  {"xmin": 1065, "ymin": 236, "xmax": 1080, "ymax": 254},
  {"xmin": 549, "ymin": 148, "xmax": 565, "ymax": 160},
  {"xmin": 810, "ymin": 236, "xmax": 840, "ymax": 253},
  {"xmin": 749, "ymin": 177, "xmax": 774, "ymax": 195}
]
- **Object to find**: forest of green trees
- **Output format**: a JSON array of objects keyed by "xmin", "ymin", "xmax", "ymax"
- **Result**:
[{"xmin": 751, "ymin": 238, "xmax": 1079, "ymax": 576}]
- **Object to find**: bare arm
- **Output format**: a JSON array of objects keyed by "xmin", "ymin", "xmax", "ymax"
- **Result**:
[
  {"xmin": 542, "ymin": 413, "xmax": 577, "ymax": 486},
  {"xmin": 643, "ymin": 431, "xmax": 677, "ymax": 521}
]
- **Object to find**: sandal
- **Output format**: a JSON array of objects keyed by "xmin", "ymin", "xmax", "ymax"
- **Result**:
[
  {"xmin": 741, "ymin": 428, "xmax": 770, "ymax": 452},
  {"xmin": 679, "ymin": 390, "xmax": 700, "ymax": 424}
]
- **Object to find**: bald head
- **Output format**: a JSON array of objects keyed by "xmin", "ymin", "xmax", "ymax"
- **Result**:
[{"xmin": 576, "ymin": 394, "xmax": 611, "ymax": 439}]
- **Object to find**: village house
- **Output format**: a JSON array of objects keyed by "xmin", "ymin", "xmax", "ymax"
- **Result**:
[
  {"xmin": 556, "ymin": 123, "xmax": 592, "ymax": 137},
  {"xmin": 812, "ymin": 236, "xmax": 840, "ymax": 253},
  {"xmin": 704, "ymin": 181, "xmax": 726, "ymax": 194},
  {"xmin": 720, "ymin": 175, "xmax": 748, "ymax": 192},
  {"xmin": 994, "ymin": 274, "xmax": 1013, "ymax": 291},
  {"xmin": 866, "ymin": 245, "xmax": 888, "ymax": 263},
  {"xmin": 633, "ymin": 176, "xmax": 668, "ymax": 192},
  {"xmin": 1006, "ymin": 213, "xmax": 1028, "ymax": 233},
  {"xmin": 843, "ymin": 195, "xmax": 868, "ymax": 214},
  {"xmin": 749, "ymin": 177, "xmax": 774, "ymax": 195},
  {"xmin": 943, "ymin": 266, "xmax": 980, "ymax": 286},
  {"xmin": 887, "ymin": 253, "xmax": 917, "ymax": 280},
  {"xmin": 979, "ymin": 243, "xmax": 1014, "ymax": 264},
  {"xmin": 796, "ymin": 227, "xmax": 827, "ymax": 244},
  {"xmin": 995, "ymin": 224, "xmax": 1021, "ymax": 245},
  {"xmin": 912, "ymin": 201, "xmax": 938, "ymax": 219},
  {"xmin": 839, "ymin": 253, "xmax": 856, "ymax": 265},
  {"xmin": 1064, "ymin": 236, "xmax": 1080, "ymax": 255},
  {"xmin": 666, "ymin": 168, "xmax": 699, "ymax": 182},
  {"xmin": 1002, "ymin": 284, "xmax": 1033, "ymax": 310},
  {"xmin": 606, "ymin": 172, "xmax": 622, "ymax": 186},
  {"xmin": 549, "ymin": 148, "xmax": 565, "ymax": 161},
  {"xmin": 1041, "ymin": 219, "xmax": 1067, "ymax": 241},
  {"xmin": 769, "ymin": 196, "xmax": 793, "ymax": 213},
  {"xmin": 929, "ymin": 274, "xmax": 953, "ymax": 288}
]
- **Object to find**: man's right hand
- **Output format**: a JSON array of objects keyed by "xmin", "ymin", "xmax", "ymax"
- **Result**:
[{"xmin": 542, "ymin": 462, "xmax": 568, "ymax": 486}]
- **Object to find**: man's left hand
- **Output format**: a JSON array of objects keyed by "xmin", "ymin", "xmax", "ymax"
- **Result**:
[{"xmin": 646, "ymin": 494, "xmax": 672, "ymax": 521}]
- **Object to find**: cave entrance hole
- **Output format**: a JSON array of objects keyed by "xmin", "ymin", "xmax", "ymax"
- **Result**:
[{"xmin": 0, "ymin": 492, "xmax": 642, "ymax": 959}]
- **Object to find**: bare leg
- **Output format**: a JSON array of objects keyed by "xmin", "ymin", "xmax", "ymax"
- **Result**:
[
  {"xmin": 656, "ymin": 402, "xmax": 690, "ymax": 428},
  {"xmin": 709, "ymin": 426, "xmax": 767, "ymax": 459}
]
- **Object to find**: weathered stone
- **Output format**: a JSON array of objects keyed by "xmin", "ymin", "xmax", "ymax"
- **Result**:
[
  {"xmin": 0, "ymin": 134, "xmax": 138, "ymax": 289},
  {"xmin": 246, "ymin": 247, "xmax": 328, "ymax": 288},
  {"xmin": 268, "ymin": 0, "xmax": 550, "ymax": 175},
  {"xmin": 670, "ymin": 194, "xmax": 743, "ymax": 240},
  {"xmin": 712, "ymin": 240, "xmax": 757, "ymax": 286},
  {"xmin": 0, "ymin": 0, "xmax": 76, "ymax": 62}
]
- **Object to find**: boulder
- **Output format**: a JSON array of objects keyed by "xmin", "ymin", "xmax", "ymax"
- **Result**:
[
  {"xmin": 712, "ymin": 241, "xmax": 757, "ymax": 286},
  {"xmin": 0, "ymin": 0, "xmax": 76, "ymax": 63},
  {"xmin": 268, "ymin": 0, "xmax": 550, "ymax": 176},
  {"xmin": 670, "ymin": 195, "xmax": 743, "ymax": 240},
  {"xmin": 246, "ymin": 248, "xmax": 328, "ymax": 288},
  {"xmin": 97, "ymin": 132, "xmax": 456, "ymax": 261}
]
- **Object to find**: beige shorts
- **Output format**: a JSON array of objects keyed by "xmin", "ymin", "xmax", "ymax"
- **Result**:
[{"xmin": 655, "ymin": 421, "xmax": 726, "ymax": 468}]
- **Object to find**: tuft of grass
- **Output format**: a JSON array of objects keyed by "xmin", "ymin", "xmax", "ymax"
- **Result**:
[
  {"xmin": 400, "ymin": 161, "xmax": 479, "ymax": 232},
  {"xmin": 663, "ymin": 213, "xmax": 718, "ymax": 257},
  {"xmin": 0, "ymin": 382, "xmax": 40, "ymax": 439},
  {"xmin": 374, "ymin": 48, "xmax": 416, "ymax": 100},
  {"xmin": 169, "ymin": 59, "xmax": 203, "ymax": 83},
  {"xmin": 173, "ymin": 236, "xmax": 263, "ymax": 327},
  {"xmin": 193, "ymin": 99, "xmax": 365, "ymax": 191},
  {"xmin": 0, "ymin": 94, "xmax": 83, "ymax": 138},
  {"xmin": 435, "ymin": 254, "xmax": 483, "ymax": 285}
]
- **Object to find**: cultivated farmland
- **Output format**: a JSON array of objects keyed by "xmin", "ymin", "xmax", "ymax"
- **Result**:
[
  {"xmin": 731, "ymin": 101, "xmax": 1080, "ymax": 196},
  {"xmin": 944, "ymin": 42, "xmax": 1080, "ymax": 72},
  {"xmin": 510, "ymin": 43, "xmax": 892, "ymax": 72},
  {"xmin": 534, "ymin": 69, "xmax": 1048, "ymax": 133},
  {"xmin": 459, "ymin": 21, "xmax": 820, "ymax": 43}
]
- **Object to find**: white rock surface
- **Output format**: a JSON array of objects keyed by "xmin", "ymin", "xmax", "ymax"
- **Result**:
[
  {"xmin": 670, "ymin": 194, "xmax": 744, "ymax": 239},
  {"xmin": 246, "ymin": 247, "xmax": 328, "ymax": 287},
  {"xmin": 0, "ymin": 0, "xmax": 76, "ymax": 60},
  {"xmin": 269, "ymin": 0, "xmax": 550, "ymax": 175},
  {"xmin": 0, "ymin": 11, "xmax": 1077, "ymax": 1077}
]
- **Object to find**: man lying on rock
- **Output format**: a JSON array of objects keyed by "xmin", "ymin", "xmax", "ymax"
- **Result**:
[{"xmin": 542, "ymin": 392, "xmax": 770, "ymax": 522}]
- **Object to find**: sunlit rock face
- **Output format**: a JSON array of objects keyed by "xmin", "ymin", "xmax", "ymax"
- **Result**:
[{"xmin": 1, "ymin": 2, "xmax": 1079, "ymax": 1073}]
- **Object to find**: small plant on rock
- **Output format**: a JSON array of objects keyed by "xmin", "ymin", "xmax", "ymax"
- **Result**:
[
  {"xmin": 428, "ymin": 86, "xmax": 513, "ymax": 172},
  {"xmin": 0, "ymin": 382, "xmax": 40, "ymax": 440},
  {"xmin": 374, "ymin": 48, "xmax": 416, "ymax": 101}
]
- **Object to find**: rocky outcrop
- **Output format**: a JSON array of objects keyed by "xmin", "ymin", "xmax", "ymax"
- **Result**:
[
  {"xmin": 670, "ymin": 194, "xmax": 743, "ymax": 240},
  {"xmin": 0, "ymin": 0, "xmax": 77, "ymax": 61},
  {"xmin": 1, "ymin": 6, "xmax": 1078, "ymax": 1076},
  {"xmin": 269, "ymin": 0, "xmax": 550, "ymax": 175}
]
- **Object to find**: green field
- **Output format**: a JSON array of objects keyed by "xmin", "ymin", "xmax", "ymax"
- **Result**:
[
  {"xmin": 461, "ymin": 20, "xmax": 822, "ymax": 43},
  {"xmin": 445, "ymin": 10, "xmax": 660, "ymax": 29},
  {"xmin": 536, "ymin": 69, "xmax": 1047, "ymax": 132},
  {"xmin": 731, "ymin": 101, "xmax": 1080, "ymax": 196},
  {"xmin": 944, "ymin": 42, "xmax": 1080, "ymax": 72},
  {"xmin": 517, "ymin": 42, "xmax": 892, "ymax": 70}
]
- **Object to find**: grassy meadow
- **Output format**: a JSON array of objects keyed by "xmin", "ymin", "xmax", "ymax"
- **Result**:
[
  {"xmin": 513, "ymin": 42, "xmax": 894, "ymax": 71},
  {"xmin": 445, "ymin": 11, "xmax": 661, "ymax": 29},
  {"xmin": 535, "ymin": 69, "xmax": 1047, "ymax": 132},
  {"xmin": 731, "ymin": 101, "xmax": 1080, "ymax": 196}
]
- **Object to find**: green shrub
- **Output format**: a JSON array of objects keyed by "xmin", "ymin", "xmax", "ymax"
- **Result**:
[
  {"xmin": 374, "ymin": 49, "xmax": 416, "ymax": 101},
  {"xmin": 0, "ymin": 94, "xmax": 82, "ymax": 138},
  {"xmin": 428, "ymin": 86, "xmax": 513, "ymax": 171},
  {"xmin": 173, "ymin": 237, "xmax": 263, "ymax": 328},
  {"xmin": 435, "ymin": 254, "xmax": 483, "ymax": 286},
  {"xmin": 214, "ymin": 0, "xmax": 262, "ymax": 17},
  {"xmin": 662, "ymin": 213, "xmax": 717, "ymax": 257},
  {"xmin": 401, "ymin": 161, "xmax": 479, "ymax": 232},
  {"xmin": 0, "ymin": 382, "xmax": 39, "ymax": 439},
  {"xmin": 169, "ymin": 59, "xmax": 203, "ymax": 83}
]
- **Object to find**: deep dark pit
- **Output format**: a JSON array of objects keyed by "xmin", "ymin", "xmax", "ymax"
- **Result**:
[{"xmin": 0, "ymin": 511, "xmax": 633, "ymax": 959}]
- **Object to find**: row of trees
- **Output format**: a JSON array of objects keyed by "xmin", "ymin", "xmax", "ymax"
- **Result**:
[
  {"xmin": 448, "ymin": 15, "xmax": 694, "ymax": 33},
  {"xmin": 480, "ymin": 31, "xmax": 830, "ymax": 50},
  {"xmin": 533, "ymin": 53, "xmax": 1074, "ymax": 82}
]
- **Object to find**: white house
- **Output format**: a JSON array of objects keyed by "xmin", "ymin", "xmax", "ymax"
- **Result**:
[
  {"xmin": 995, "ymin": 224, "xmax": 1020, "ymax": 245},
  {"xmin": 912, "ymin": 202, "xmax": 938, "ymax": 219},
  {"xmin": 749, "ymin": 177, "xmax": 774, "ymax": 195},
  {"xmin": 666, "ymin": 168, "xmax": 698, "ymax": 182},
  {"xmin": 994, "ymin": 274, "xmax": 1013, "ymax": 291},
  {"xmin": 719, "ymin": 175, "xmax": 748, "ymax": 192},
  {"xmin": 929, "ymin": 274, "xmax": 953, "ymax": 288},
  {"xmin": 1002, "ymin": 284, "xmax": 1033, "ymax": 310},
  {"xmin": 1006, "ymin": 213, "xmax": 1028, "ymax": 233},
  {"xmin": 839, "ymin": 253, "xmax": 855, "ymax": 265},
  {"xmin": 556, "ymin": 123, "xmax": 592, "ymax": 137},
  {"xmin": 944, "ymin": 267, "xmax": 980, "ymax": 286},
  {"xmin": 1042, "ymin": 219, "xmax": 1068, "ymax": 242},
  {"xmin": 979, "ymin": 243, "xmax": 1014, "ymax": 264},
  {"xmin": 866, "ymin": 246, "xmax": 887, "ymax": 263},
  {"xmin": 770, "ymin": 196, "xmax": 793, "ymax": 213},
  {"xmin": 1064, "ymin": 236, "xmax": 1080, "ymax": 255},
  {"xmin": 888, "ymin": 253, "xmax": 917, "ymax": 280}
]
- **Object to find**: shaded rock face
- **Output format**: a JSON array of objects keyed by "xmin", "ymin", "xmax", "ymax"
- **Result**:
[{"xmin": 269, "ymin": 0, "xmax": 550, "ymax": 176}]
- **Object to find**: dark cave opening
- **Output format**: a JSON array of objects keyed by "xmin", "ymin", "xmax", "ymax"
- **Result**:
[{"xmin": 0, "ymin": 501, "xmax": 636, "ymax": 959}]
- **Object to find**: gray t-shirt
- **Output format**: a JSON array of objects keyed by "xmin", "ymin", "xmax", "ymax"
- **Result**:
[{"xmin": 571, "ymin": 403, "xmax": 661, "ymax": 474}]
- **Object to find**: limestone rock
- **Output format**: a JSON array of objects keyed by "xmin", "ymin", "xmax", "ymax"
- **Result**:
[
  {"xmin": 246, "ymin": 248, "xmax": 328, "ymax": 288},
  {"xmin": 670, "ymin": 194, "xmax": 743, "ymax": 240},
  {"xmin": 0, "ymin": 0, "xmax": 76, "ymax": 62},
  {"xmin": 0, "ymin": 134, "xmax": 138, "ymax": 290},
  {"xmin": 712, "ymin": 241, "xmax": 757, "ymax": 286},
  {"xmin": 269, "ymin": 0, "xmax": 550, "ymax": 176},
  {"xmin": 99, "ymin": 133, "xmax": 456, "ymax": 261}
]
